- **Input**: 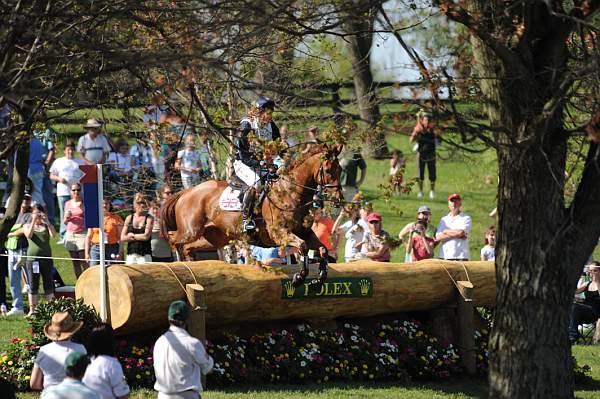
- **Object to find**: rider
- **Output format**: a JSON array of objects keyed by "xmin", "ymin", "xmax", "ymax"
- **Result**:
[{"xmin": 234, "ymin": 96, "xmax": 281, "ymax": 230}]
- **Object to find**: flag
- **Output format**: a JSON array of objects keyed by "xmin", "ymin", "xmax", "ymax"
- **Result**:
[{"xmin": 79, "ymin": 165, "xmax": 100, "ymax": 228}]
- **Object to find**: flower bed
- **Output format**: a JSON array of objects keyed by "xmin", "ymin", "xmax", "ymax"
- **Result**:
[{"xmin": 1, "ymin": 306, "xmax": 492, "ymax": 391}]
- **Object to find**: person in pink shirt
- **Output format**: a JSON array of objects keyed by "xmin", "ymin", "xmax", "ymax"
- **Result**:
[{"xmin": 63, "ymin": 183, "xmax": 87, "ymax": 278}]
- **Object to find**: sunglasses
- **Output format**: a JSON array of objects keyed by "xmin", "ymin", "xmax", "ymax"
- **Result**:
[
  {"xmin": 369, "ymin": 220, "xmax": 380, "ymax": 224},
  {"xmin": 71, "ymin": 188, "xmax": 81, "ymax": 192}
]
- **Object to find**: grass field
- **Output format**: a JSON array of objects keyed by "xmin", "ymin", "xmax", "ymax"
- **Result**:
[{"xmin": 4, "ymin": 130, "xmax": 600, "ymax": 398}]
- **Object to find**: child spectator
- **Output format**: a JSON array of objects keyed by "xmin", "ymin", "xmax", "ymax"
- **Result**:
[
  {"xmin": 410, "ymin": 220, "xmax": 435, "ymax": 261},
  {"xmin": 83, "ymin": 323, "xmax": 130, "ymax": 399},
  {"xmin": 175, "ymin": 134, "xmax": 210, "ymax": 189},
  {"xmin": 480, "ymin": 226, "xmax": 496, "ymax": 261},
  {"xmin": 23, "ymin": 204, "xmax": 56, "ymax": 316},
  {"xmin": 333, "ymin": 207, "xmax": 368, "ymax": 262},
  {"xmin": 389, "ymin": 149, "xmax": 405, "ymax": 193}
]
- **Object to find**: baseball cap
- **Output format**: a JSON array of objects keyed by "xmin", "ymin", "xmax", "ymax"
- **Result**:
[
  {"xmin": 64, "ymin": 351, "xmax": 90, "ymax": 370},
  {"xmin": 168, "ymin": 300, "xmax": 190, "ymax": 322},
  {"xmin": 367, "ymin": 213, "xmax": 382, "ymax": 222},
  {"xmin": 448, "ymin": 193, "xmax": 462, "ymax": 201},
  {"xmin": 417, "ymin": 205, "xmax": 431, "ymax": 214}
]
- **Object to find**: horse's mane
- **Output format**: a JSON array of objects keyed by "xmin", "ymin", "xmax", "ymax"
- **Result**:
[{"xmin": 288, "ymin": 144, "xmax": 327, "ymax": 170}]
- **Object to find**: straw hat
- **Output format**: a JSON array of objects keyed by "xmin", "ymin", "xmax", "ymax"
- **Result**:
[
  {"xmin": 83, "ymin": 118, "xmax": 102, "ymax": 129},
  {"xmin": 43, "ymin": 312, "xmax": 83, "ymax": 341}
]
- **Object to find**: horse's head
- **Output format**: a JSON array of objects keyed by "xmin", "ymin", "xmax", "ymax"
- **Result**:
[{"xmin": 314, "ymin": 144, "xmax": 344, "ymax": 206}]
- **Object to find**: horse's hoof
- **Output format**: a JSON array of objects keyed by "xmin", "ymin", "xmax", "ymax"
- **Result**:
[
  {"xmin": 292, "ymin": 273, "xmax": 306, "ymax": 287},
  {"xmin": 243, "ymin": 220, "xmax": 256, "ymax": 231}
]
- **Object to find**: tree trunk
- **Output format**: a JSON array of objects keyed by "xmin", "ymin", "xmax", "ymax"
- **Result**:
[
  {"xmin": 458, "ymin": 3, "xmax": 600, "ymax": 397},
  {"xmin": 343, "ymin": 2, "xmax": 387, "ymax": 158},
  {"xmin": 0, "ymin": 141, "xmax": 29, "ymax": 244}
]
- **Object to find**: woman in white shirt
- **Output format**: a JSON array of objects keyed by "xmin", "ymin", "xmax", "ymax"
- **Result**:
[
  {"xmin": 83, "ymin": 323, "xmax": 130, "ymax": 399},
  {"xmin": 333, "ymin": 208, "xmax": 368, "ymax": 262}
]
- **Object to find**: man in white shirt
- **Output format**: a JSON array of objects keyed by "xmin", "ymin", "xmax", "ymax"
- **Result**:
[
  {"xmin": 49, "ymin": 142, "xmax": 83, "ymax": 241},
  {"xmin": 77, "ymin": 119, "xmax": 111, "ymax": 165},
  {"xmin": 153, "ymin": 300, "xmax": 214, "ymax": 399},
  {"xmin": 41, "ymin": 352, "xmax": 99, "ymax": 399},
  {"xmin": 436, "ymin": 193, "xmax": 472, "ymax": 260}
]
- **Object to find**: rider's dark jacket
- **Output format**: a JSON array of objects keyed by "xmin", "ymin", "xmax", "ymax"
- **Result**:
[{"xmin": 236, "ymin": 118, "xmax": 280, "ymax": 169}]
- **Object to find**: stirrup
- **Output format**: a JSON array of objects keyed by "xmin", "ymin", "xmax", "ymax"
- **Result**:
[{"xmin": 243, "ymin": 219, "xmax": 256, "ymax": 231}]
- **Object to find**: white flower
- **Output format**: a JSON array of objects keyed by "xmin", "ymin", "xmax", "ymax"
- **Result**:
[
  {"xmin": 344, "ymin": 323, "xmax": 350, "ymax": 328},
  {"xmin": 308, "ymin": 332, "xmax": 315, "ymax": 337},
  {"xmin": 298, "ymin": 325, "xmax": 306, "ymax": 332},
  {"xmin": 351, "ymin": 335, "xmax": 358, "ymax": 342},
  {"xmin": 301, "ymin": 361, "xmax": 306, "ymax": 367},
  {"xmin": 282, "ymin": 330, "xmax": 288, "ymax": 336}
]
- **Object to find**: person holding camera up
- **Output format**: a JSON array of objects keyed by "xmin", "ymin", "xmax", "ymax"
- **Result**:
[
  {"xmin": 409, "ymin": 220, "xmax": 436, "ymax": 261},
  {"xmin": 23, "ymin": 204, "xmax": 56, "ymax": 316}
]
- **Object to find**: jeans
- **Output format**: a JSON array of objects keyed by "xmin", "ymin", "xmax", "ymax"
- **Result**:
[
  {"xmin": 7, "ymin": 249, "xmax": 27, "ymax": 311},
  {"xmin": 57, "ymin": 195, "xmax": 70, "ymax": 239},
  {"xmin": 181, "ymin": 175, "xmax": 200, "ymax": 189},
  {"xmin": 43, "ymin": 176, "xmax": 56, "ymax": 224},
  {"xmin": 28, "ymin": 171, "xmax": 45, "ymax": 207},
  {"xmin": 90, "ymin": 244, "xmax": 120, "ymax": 266}
]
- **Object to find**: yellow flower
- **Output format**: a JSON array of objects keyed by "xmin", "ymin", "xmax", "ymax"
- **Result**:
[
  {"xmin": 299, "ymin": 373, "xmax": 305, "ymax": 378},
  {"xmin": 2, "ymin": 355, "xmax": 8, "ymax": 362},
  {"xmin": 25, "ymin": 376, "xmax": 31, "ymax": 380},
  {"xmin": 136, "ymin": 375, "xmax": 141, "ymax": 379},
  {"xmin": 7, "ymin": 361, "xmax": 13, "ymax": 366},
  {"xmin": 138, "ymin": 359, "xmax": 144, "ymax": 364},
  {"xmin": 145, "ymin": 371, "xmax": 150, "ymax": 375},
  {"xmin": 224, "ymin": 361, "xmax": 229, "ymax": 367},
  {"xmin": 334, "ymin": 367, "xmax": 340, "ymax": 373},
  {"xmin": 362, "ymin": 364, "xmax": 368, "ymax": 369},
  {"xmin": 369, "ymin": 374, "xmax": 374, "ymax": 379},
  {"xmin": 379, "ymin": 332, "xmax": 385, "ymax": 337},
  {"xmin": 324, "ymin": 376, "xmax": 329, "ymax": 381},
  {"xmin": 416, "ymin": 331, "xmax": 423, "ymax": 337}
]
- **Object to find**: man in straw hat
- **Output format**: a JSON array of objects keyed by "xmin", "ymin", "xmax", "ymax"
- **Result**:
[
  {"xmin": 77, "ymin": 118, "xmax": 111, "ymax": 165},
  {"xmin": 154, "ymin": 300, "xmax": 214, "ymax": 399},
  {"xmin": 40, "ymin": 351, "xmax": 99, "ymax": 399},
  {"xmin": 30, "ymin": 312, "xmax": 87, "ymax": 392}
]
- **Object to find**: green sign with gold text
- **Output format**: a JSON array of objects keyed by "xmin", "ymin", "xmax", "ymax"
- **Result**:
[{"xmin": 281, "ymin": 277, "xmax": 373, "ymax": 300}]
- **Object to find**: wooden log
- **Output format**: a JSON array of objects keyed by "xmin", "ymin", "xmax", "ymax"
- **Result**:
[
  {"xmin": 75, "ymin": 259, "xmax": 496, "ymax": 334},
  {"xmin": 455, "ymin": 281, "xmax": 476, "ymax": 375},
  {"xmin": 186, "ymin": 284, "xmax": 207, "ymax": 390}
]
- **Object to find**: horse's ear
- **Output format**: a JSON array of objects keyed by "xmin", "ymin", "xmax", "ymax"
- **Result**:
[{"xmin": 331, "ymin": 144, "xmax": 343, "ymax": 157}]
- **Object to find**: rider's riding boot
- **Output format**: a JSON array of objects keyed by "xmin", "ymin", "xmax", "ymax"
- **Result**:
[
  {"xmin": 292, "ymin": 254, "xmax": 310, "ymax": 287},
  {"xmin": 309, "ymin": 258, "xmax": 328, "ymax": 290},
  {"xmin": 242, "ymin": 188, "xmax": 256, "ymax": 231}
]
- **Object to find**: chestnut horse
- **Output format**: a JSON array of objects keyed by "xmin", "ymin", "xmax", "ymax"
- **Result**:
[{"xmin": 161, "ymin": 144, "xmax": 343, "ymax": 284}]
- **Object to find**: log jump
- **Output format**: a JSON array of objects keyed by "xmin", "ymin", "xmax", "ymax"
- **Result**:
[{"xmin": 75, "ymin": 259, "xmax": 496, "ymax": 334}]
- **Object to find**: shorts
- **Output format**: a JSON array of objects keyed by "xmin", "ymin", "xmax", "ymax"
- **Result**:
[
  {"xmin": 126, "ymin": 254, "xmax": 153, "ymax": 264},
  {"xmin": 64, "ymin": 231, "xmax": 86, "ymax": 252}
]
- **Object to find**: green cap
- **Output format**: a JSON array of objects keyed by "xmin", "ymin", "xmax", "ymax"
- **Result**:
[
  {"xmin": 64, "ymin": 352, "xmax": 89, "ymax": 370},
  {"xmin": 168, "ymin": 300, "xmax": 190, "ymax": 321}
]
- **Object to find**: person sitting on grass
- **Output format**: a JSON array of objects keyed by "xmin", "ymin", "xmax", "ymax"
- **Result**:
[
  {"xmin": 30, "ymin": 312, "xmax": 87, "ymax": 392},
  {"xmin": 568, "ymin": 261, "xmax": 600, "ymax": 344},
  {"xmin": 41, "ymin": 352, "xmax": 99, "ymax": 399},
  {"xmin": 83, "ymin": 323, "xmax": 130, "ymax": 399}
]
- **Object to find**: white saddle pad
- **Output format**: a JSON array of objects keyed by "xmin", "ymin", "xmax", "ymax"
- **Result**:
[{"xmin": 219, "ymin": 186, "xmax": 242, "ymax": 211}]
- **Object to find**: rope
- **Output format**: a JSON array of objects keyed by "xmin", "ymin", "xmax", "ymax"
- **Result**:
[
  {"xmin": 158, "ymin": 261, "xmax": 200, "ymax": 297},
  {"xmin": 438, "ymin": 261, "xmax": 472, "ymax": 301}
]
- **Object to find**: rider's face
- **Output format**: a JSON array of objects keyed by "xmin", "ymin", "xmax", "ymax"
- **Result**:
[{"xmin": 260, "ymin": 109, "xmax": 273, "ymax": 123}]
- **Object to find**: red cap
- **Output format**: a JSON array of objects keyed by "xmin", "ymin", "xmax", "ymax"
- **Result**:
[
  {"xmin": 448, "ymin": 193, "xmax": 462, "ymax": 201},
  {"xmin": 367, "ymin": 213, "xmax": 382, "ymax": 222}
]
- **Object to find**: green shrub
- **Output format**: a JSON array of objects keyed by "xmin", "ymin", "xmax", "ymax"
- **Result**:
[{"xmin": 28, "ymin": 297, "xmax": 101, "ymax": 346}]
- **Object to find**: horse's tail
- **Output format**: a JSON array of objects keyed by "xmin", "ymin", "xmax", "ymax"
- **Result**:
[{"xmin": 160, "ymin": 190, "xmax": 186, "ymax": 239}]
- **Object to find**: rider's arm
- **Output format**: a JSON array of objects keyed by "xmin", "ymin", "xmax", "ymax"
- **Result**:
[{"xmin": 236, "ymin": 129, "xmax": 260, "ymax": 168}]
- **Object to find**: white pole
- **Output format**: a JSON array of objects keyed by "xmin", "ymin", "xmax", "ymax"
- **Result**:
[{"xmin": 97, "ymin": 164, "xmax": 107, "ymax": 323}]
